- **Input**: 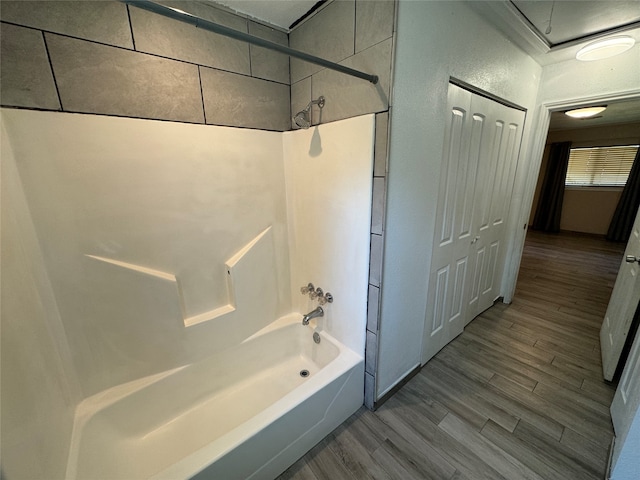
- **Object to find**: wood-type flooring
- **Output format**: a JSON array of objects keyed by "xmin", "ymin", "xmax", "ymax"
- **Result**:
[{"xmin": 277, "ymin": 231, "xmax": 626, "ymax": 480}]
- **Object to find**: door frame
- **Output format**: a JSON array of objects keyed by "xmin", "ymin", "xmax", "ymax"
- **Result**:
[{"xmin": 501, "ymin": 88, "xmax": 640, "ymax": 304}]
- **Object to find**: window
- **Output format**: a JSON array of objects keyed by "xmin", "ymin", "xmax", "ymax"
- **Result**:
[{"xmin": 565, "ymin": 145, "xmax": 638, "ymax": 187}]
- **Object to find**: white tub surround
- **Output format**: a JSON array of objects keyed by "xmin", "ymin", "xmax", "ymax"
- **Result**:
[
  {"xmin": 284, "ymin": 115, "xmax": 375, "ymax": 355},
  {"xmin": 2, "ymin": 108, "xmax": 374, "ymax": 478},
  {"xmin": 84, "ymin": 226, "xmax": 277, "ymax": 328},
  {"xmin": 1, "ymin": 115, "xmax": 81, "ymax": 479},
  {"xmin": 1, "ymin": 108, "xmax": 291, "ymax": 397}
]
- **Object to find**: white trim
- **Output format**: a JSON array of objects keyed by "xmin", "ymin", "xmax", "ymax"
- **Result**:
[{"xmin": 544, "ymin": 90, "xmax": 640, "ymax": 113}]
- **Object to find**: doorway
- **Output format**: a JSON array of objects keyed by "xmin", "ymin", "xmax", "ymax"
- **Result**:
[
  {"xmin": 526, "ymin": 100, "xmax": 640, "ymax": 377},
  {"xmin": 520, "ymin": 96, "xmax": 640, "ymax": 478}
]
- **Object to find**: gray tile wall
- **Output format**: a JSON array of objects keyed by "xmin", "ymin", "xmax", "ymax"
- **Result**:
[
  {"xmin": 290, "ymin": 0, "xmax": 395, "ymax": 127},
  {"xmin": 289, "ymin": 0, "xmax": 355, "ymax": 83},
  {"xmin": 365, "ymin": 112, "xmax": 389, "ymax": 409},
  {"xmin": 46, "ymin": 33, "xmax": 205, "ymax": 123},
  {"xmin": 248, "ymin": 22, "xmax": 290, "ymax": 84},
  {"xmin": 0, "ymin": 1, "xmax": 134, "ymax": 48},
  {"xmin": 129, "ymin": 6, "xmax": 252, "ymax": 75},
  {"xmin": 311, "ymin": 38, "xmax": 392, "ymax": 124},
  {"xmin": 1, "ymin": 23, "xmax": 60, "ymax": 110},
  {"xmin": 355, "ymin": 0, "xmax": 394, "ymax": 54},
  {"xmin": 200, "ymin": 66, "xmax": 290, "ymax": 130},
  {"xmin": 0, "ymin": 0, "xmax": 290, "ymax": 130}
]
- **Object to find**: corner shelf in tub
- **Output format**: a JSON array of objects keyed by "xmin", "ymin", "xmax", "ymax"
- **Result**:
[{"xmin": 85, "ymin": 226, "xmax": 276, "ymax": 328}]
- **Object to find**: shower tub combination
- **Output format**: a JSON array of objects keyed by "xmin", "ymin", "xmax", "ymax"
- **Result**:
[
  {"xmin": 65, "ymin": 314, "xmax": 363, "ymax": 479},
  {"xmin": 3, "ymin": 105, "xmax": 373, "ymax": 479},
  {"xmin": 2, "ymin": 0, "xmax": 380, "ymax": 477}
]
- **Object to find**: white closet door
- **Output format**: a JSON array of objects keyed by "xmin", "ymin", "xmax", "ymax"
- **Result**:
[{"xmin": 421, "ymin": 84, "xmax": 525, "ymax": 365}]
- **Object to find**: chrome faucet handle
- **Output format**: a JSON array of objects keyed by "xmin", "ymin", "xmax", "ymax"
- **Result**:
[
  {"xmin": 318, "ymin": 292, "xmax": 333, "ymax": 305},
  {"xmin": 309, "ymin": 287, "xmax": 321, "ymax": 300},
  {"xmin": 300, "ymin": 282, "xmax": 315, "ymax": 295}
]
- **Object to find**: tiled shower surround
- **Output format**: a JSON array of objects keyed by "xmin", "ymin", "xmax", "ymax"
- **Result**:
[
  {"xmin": 0, "ymin": 0, "xmax": 291, "ymax": 129},
  {"xmin": 1, "ymin": 0, "xmax": 394, "ymax": 410}
]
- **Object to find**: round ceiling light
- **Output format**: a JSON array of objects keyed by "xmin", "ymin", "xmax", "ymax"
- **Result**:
[
  {"xmin": 564, "ymin": 106, "xmax": 607, "ymax": 118},
  {"xmin": 576, "ymin": 36, "xmax": 636, "ymax": 61}
]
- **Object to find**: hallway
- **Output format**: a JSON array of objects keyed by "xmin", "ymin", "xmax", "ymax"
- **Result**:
[{"xmin": 279, "ymin": 231, "xmax": 626, "ymax": 479}]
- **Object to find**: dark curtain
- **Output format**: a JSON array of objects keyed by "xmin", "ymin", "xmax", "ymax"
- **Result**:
[
  {"xmin": 532, "ymin": 141, "xmax": 572, "ymax": 232},
  {"xmin": 607, "ymin": 147, "xmax": 640, "ymax": 242}
]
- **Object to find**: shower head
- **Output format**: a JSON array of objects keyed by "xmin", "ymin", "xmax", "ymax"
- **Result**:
[
  {"xmin": 293, "ymin": 110, "xmax": 311, "ymax": 129},
  {"xmin": 293, "ymin": 96, "xmax": 325, "ymax": 129}
]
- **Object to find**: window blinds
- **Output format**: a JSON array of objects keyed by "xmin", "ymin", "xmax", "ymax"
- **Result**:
[{"xmin": 565, "ymin": 145, "xmax": 638, "ymax": 186}]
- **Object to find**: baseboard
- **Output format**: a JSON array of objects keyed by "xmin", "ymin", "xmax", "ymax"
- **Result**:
[
  {"xmin": 604, "ymin": 435, "xmax": 615, "ymax": 480},
  {"xmin": 371, "ymin": 364, "xmax": 421, "ymax": 411},
  {"xmin": 527, "ymin": 227, "xmax": 610, "ymax": 239}
]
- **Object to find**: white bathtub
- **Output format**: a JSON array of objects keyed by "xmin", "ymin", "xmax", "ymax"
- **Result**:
[{"xmin": 65, "ymin": 314, "xmax": 363, "ymax": 480}]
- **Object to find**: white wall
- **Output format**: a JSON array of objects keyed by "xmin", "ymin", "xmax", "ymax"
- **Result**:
[
  {"xmin": 379, "ymin": 0, "xmax": 542, "ymax": 397},
  {"xmin": 283, "ymin": 115, "xmax": 375, "ymax": 354},
  {"xmin": 539, "ymin": 45, "xmax": 640, "ymax": 105},
  {"xmin": 560, "ymin": 188, "xmax": 622, "ymax": 235},
  {"xmin": 1, "ymin": 119, "xmax": 81, "ymax": 479}
]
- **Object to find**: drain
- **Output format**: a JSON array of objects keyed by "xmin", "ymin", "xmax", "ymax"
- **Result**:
[{"xmin": 299, "ymin": 369, "xmax": 310, "ymax": 378}]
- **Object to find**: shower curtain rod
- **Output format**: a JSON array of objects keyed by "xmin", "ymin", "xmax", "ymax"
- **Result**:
[{"xmin": 122, "ymin": 0, "xmax": 379, "ymax": 84}]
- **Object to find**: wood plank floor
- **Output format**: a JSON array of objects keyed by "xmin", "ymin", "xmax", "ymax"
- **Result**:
[{"xmin": 277, "ymin": 231, "xmax": 626, "ymax": 480}]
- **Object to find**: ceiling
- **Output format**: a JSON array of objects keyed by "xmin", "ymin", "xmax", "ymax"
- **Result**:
[
  {"xmin": 511, "ymin": 0, "xmax": 640, "ymax": 46},
  {"xmin": 208, "ymin": 1, "xmax": 640, "ymax": 69},
  {"xmin": 212, "ymin": 0, "xmax": 318, "ymax": 30},
  {"xmin": 549, "ymin": 99, "xmax": 640, "ymax": 131},
  {"xmin": 211, "ymin": 0, "xmax": 640, "ymax": 42}
]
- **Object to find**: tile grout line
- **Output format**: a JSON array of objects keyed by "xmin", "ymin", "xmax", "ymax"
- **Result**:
[
  {"xmin": 353, "ymin": 0, "xmax": 357, "ymax": 55},
  {"xmin": 246, "ymin": 19, "xmax": 253, "ymax": 78},
  {"xmin": 41, "ymin": 31, "xmax": 64, "ymax": 111},
  {"xmin": 126, "ymin": 4, "xmax": 137, "ymax": 51},
  {"xmin": 197, "ymin": 66, "xmax": 207, "ymax": 125}
]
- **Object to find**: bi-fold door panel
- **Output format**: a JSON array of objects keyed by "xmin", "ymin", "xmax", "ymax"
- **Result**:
[
  {"xmin": 423, "ymin": 85, "xmax": 474, "ymax": 361},
  {"xmin": 469, "ymin": 97, "xmax": 525, "ymax": 321}
]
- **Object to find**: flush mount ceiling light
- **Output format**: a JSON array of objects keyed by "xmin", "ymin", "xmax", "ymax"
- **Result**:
[
  {"xmin": 565, "ymin": 106, "xmax": 607, "ymax": 118},
  {"xmin": 576, "ymin": 36, "xmax": 636, "ymax": 61}
]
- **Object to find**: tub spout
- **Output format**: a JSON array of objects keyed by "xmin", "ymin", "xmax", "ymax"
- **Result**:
[{"xmin": 302, "ymin": 306, "xmax": 324, "ymax": 325}]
